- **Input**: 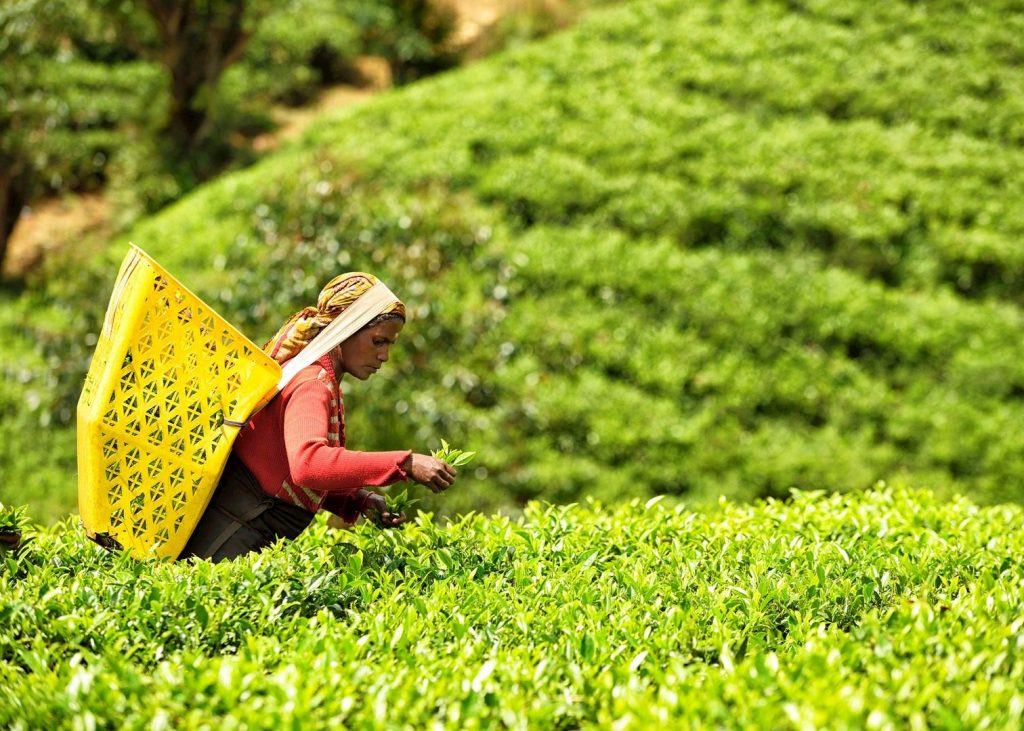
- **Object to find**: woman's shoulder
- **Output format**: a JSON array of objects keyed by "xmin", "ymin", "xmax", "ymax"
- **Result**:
[{"xmin": 282, "ymin": 357, "xmax": 338, "ymax": 398}]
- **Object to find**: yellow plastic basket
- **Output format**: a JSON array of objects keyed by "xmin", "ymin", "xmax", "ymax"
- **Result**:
[{"xmin": 77, "ymin": 244, "xmax": 281, "ymax": 559}]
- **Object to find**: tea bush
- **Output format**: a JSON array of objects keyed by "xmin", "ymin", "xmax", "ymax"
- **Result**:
[
  {"xmin": 4, "ymin": 0, "xmax": 1024, "ymax": 521},
  {"xmin": 1, "ymin": 488, "xmax": 1022, "ymax": 728}
]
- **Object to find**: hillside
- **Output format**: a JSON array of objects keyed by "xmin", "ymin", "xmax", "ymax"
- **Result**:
[
  {"xmin": 3, "ymin": 0, "xmax": 1024, "ymax": 522},
  {"xmin": 2, "ymin": 488, "xmax": 1022, "ymax": 727}
]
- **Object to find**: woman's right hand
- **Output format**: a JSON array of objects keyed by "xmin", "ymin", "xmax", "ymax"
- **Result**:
[
  {"xmin": 403, "ymin": 453, "xmax": 457, "ymax": 493},
  {"xmin": 360, "ymin": 492, "xmax": 406, "ymax": 529}
]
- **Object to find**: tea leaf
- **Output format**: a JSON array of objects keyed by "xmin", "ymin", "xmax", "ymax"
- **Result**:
[{"xmin": 432, "ymin": 439, "xmax": 478, "ymax": 468}]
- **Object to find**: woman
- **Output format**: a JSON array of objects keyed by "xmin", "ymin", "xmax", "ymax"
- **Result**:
[{"xmin": 180, "ymin": 272, "xmax": 456, "ymax": 562}]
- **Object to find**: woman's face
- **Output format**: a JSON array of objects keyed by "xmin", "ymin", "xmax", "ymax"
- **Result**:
[{"xmin": 334, "ymin": 318, "xmax": 404, "ymax": 380}]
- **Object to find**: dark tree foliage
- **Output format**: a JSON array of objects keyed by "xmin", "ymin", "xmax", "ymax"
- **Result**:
[
  {"xmin": 0, "ymin": 0, "xmax": 272, "ymax": 274},
  {"xmin": 0, "ymin": 0, "xmax": 155, "ymax": 275},
  {"xmin": 0, "ymin": 0, "xmax": 462, "ymax": 275},
  {"xmin": 352, "ymin": 0, "xmax": 460, "ymax": 84},
  {"xmin": 1, "ymin": 1, "xmax": 58, "ymax": 272},
  {"xmin": 88, "ymin": 0, "xmax": 275, "ymax": 181}
]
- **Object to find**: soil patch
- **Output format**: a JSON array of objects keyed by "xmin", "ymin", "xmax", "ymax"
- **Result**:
[{"xmin": 4, "ymin": 193, "xmax": 111, "ymax": 279}]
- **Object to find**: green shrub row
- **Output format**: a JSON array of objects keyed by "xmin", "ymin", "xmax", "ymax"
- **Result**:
[
  {"xmin": 297, "ymin": 0, "xmax": 1024, "ymax": 303},
  {"xmin": 6, "ymin": 146, "xmax": 1024, "ymax": 519},
  {"xmin": 5, "ymin": 0, "xmax": 1024, "ymax": 521},
  {"xmin": 1, "ymin": 488, "xmax": 1021, "ymax": 728},
  {"xmin": 118, "ymin": 157, "xmax": 1024, "ymax": 513}
]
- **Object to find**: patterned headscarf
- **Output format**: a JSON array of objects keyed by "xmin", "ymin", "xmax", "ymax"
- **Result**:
[{"xmin": 264, "ymin": 272, "xmax": 406, "ymax": 365}]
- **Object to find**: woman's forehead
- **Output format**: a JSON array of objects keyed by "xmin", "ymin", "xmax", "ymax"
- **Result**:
[{"xmin": 367, "ymin": 318, "xmax": 404, "ymax": 339}]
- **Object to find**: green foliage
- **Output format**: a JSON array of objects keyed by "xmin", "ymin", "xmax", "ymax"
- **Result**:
[
  {"xmin": 0, "ymin": 287, "xmax": 82, "ymax": 522},
  {"xmin": 351, "ymin": 0, "xmax": 461, "ymax": 84},
  {"xmin": 32, "ymin": 60, "xmax": 163, "ymax": 178},
  {"xmin": 383, "ymin": 442, "xmax": 476, "ymax": 515},
  {"xmin": 1, "ymin": 0, "xmax": 470, "ymax": 269},
  {"xmin": 1, "ymin": 488, "xmax": 1022, "ymax": 727},
  {"xmin": 5, "ymin": 0, "xmax": 1024, "ymax": 521},
  {"xmin": 0, "ymin": 503, "xmax": 28, "ymax": 534},
  {"xmin": 432, "ymin": 438, "xmax": 477, "ymax": 467},
  {"xmin": 0, "ymin": 0, "xmax": 161, "ymax": 264},
  {"xmin": 382, "ymin": 487, "xmax": 419, "ymax": 516},
  {"xmin": 222, "ymin": 0, "xmax": 361, "ymax": 107},
  {"xmin": 78, "ymin": 0, "xmax": 278, "ymax": 212}
]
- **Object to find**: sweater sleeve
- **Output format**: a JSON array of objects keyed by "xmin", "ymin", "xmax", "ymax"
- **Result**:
[
  {"xmin": 282, "ymin": 379, "xmax": 412, "ymax": 494},
  {"xmin": 321, "ymin": 491, "xmax": 369, "ymax": 524}
]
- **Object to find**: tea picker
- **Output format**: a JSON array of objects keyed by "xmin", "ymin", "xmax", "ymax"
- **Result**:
[{"xmin": 78, "ymin": 245, "xmax": 456, "ymax": 562}]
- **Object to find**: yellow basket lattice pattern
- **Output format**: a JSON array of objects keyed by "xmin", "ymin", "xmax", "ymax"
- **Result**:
[{"xmin": 77, "ymin": 245, "xmax": 281, "ymax": 559}]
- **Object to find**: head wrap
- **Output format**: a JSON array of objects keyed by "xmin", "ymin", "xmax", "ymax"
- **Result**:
[{"xmin": 264, "ymin": 272, "xmax": 405, "ymax": 367}]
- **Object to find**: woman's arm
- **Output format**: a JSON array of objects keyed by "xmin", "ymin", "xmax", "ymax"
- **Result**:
[
  {"xmin": 321, "ymin": 489, "xmax": 372, "ymax": 524},
  {"xmin": 282, "ymin": 380, "xmax": 411, "ymax": 493}
]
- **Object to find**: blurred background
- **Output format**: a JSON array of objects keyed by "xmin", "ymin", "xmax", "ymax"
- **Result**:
[
  {"xmin": 2, "ymin": 0, "xmax": 1023, "ymax": 525},
  {"xmin": 2, "ymin": 0, "xmax": 591, "ymax": 275}
]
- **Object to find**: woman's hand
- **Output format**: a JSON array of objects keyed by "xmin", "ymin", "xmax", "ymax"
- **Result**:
[
  {"xmin": 360, "ymin": 492, "xmax": 406, "ymax": 528},
  {"xmin": 402, "ymin": 453, "xmax": 457, "ymax": 494}
]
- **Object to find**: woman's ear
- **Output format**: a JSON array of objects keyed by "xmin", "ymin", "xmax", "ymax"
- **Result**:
[{"xmin": 329, "ymin": 343, "xmax": 345, "ymax": 374}]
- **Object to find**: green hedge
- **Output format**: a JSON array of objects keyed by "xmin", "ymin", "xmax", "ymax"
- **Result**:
[
  {"xmin": 1, "ymin": 488, "xmax": 1022, "ymax": 727},
  {"xmin": 4, "ymin": 0, "xmax": 1024, "ymax": 522}
]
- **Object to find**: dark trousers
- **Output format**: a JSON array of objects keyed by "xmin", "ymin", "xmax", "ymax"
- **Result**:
[{"xmin": 179, "ymin": 454, "xmax": 315, "ymax": 563}]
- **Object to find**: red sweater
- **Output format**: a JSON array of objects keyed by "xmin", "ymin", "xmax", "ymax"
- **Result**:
[{"xmin": 234, "ymin": 355, "xmax": 411, "ymax": 520}]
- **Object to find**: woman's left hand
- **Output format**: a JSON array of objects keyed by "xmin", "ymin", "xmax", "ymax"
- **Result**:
[
  {"xmin": 361, "ymin": 492, "xmax": 406, "ymax": 528},
  {"xmin": 402, "ymin": 454, "xmax": 457, "ymax": 494}
]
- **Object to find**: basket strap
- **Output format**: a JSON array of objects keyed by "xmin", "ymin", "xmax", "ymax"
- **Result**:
[{"xmin": 203, "ymin": 499, "xmax": 276, "ymax": 560}]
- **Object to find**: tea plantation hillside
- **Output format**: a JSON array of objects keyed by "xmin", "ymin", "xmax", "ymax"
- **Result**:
[
  {"xmin": 4, "ymin": 0, "xmax": 1024, "ymax": 521},
  {"xmin": 2, "ymin": 488, "xmax": 1022, "ymax": 728}
]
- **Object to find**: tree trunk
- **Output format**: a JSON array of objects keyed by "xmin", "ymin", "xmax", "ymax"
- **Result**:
[
  {"xmin": 165, "ymin": 67, "xmax": 210, "ymax": 151},
  {"xmin": 0, "ymin": 163, "xmax": 31, "ymax": 277},
  {"xmin": 145, "ymin": 0, "xmax": 255, "ymax": 154}
]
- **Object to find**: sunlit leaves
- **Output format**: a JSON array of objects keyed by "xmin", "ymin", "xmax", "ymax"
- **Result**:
[
  {"xmin": 2, "ymin": 488, "xmax": 1023, "ymax": 727},
  {"xmin": 0, "ymin": 503, "xmax": 28, "ymax": 534},
  {"xmin": 382, "ymin": 487, "xmax": 418, "ymax": 517},
  {"xmin": 432, "ymin": 438, "xmax": 477, "ymax": 467}
]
